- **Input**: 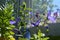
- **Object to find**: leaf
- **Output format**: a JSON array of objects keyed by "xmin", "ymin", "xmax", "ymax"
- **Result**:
[
  {"xmin": 43, "ymin": 37, "xmax": 49, "ymax": 40},
  {"xmin": 4, "ymin": 19, "xmax": 8, "ymax": 23},
  {"xmin": 30, "ymin": 37, "xmax": 34, "ymax": 39},
  {"xmin": 4, "ymin": 32, "xmax": 10, "ymax": 36},
  {"xmin": 23, "ymin": 2, "xmax": 26, "ymax": 8},
  {"xmin": 6, "ymin": 25, "xmax": 15, "ymax": 30},
  {"xmin": 33, "ymin": 34, "xmax": 38, "ymax": 39},
  {"xmin": 5, "ymin": 21, "xmax": 10, "ymax": 25},
  {"xmin": 26, "ymin": 8, "xmax": 32, "ymax": 11},
  {"xmin": 0, "ymin": 19, "xmax": 2, "ymax": 24},
  {"xmin": 9, "ymin": 31, "xmax": 14, "ymax": 35},
  {"xmin": 18, "ymin": 37, "xmax": 26, "ymax": 40},
  {"xmin": 9, "ymin": 37, "xmax": 15, "ymax": 40},
  {"xmin": 8, "ymin": 35, "xmax": 15, "ymax": 40},
  {"xmin": 10, "ymin": 25, "xmax": 15, "ymax": 28},
  {"xmin": 6, "ymin": 27, "xmax": 12, "ymax": 30},
  {"xmin": 11, "ymin": 17, "xmax": 15, "ymax": 20}
]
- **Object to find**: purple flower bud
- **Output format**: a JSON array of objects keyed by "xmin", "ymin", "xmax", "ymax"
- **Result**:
[
  {"xmin": 35, "ymin": 19, "xmax": 40, "ymax": 26},
  {"xmin": 10, "ymin": 20, "xmax": 16, "ymax": 24}
]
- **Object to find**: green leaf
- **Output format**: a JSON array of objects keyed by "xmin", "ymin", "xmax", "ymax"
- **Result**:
[
  {"xmin": 6, "ymin": 27, "xmax": 12, "ymax": 30},
  {"xmin": 10, "ymin": 25, "xmax": 15, "ymax": 28},
  {"xmin": 9, "ymin": 31, "xmax": 14, "ymax": 35},
  {"xmin": 4, "ymin": 32, "xmax": 10, "ymax": 36},
  {"xmin": 11, "ymin": 17, "xmax": 15, "ymax": 20}
]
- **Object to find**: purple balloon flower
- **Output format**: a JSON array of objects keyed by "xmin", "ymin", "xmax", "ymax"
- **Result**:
[
  {"xmin": 48, "ymin": 16, "xmax": 56, "ymax": 23},
  {"xmin": 31, "ymin": 19, "xmax": 40, "ymax": 26},
  {"xmin": 10, "ymin": 17, "xmax": 20, "ymax": 26},
  {"xmin": 47, "ymin": 10, "xmax": 56, "ymax": 23},
  {"xmin": 10, "ymin": 20, "xmax": 16, "ymax": 25}
]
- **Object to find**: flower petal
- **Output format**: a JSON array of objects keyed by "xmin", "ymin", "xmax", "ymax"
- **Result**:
[{"xmin": 10, "ymin": 20, "xmax": 16, "ymax": 24}]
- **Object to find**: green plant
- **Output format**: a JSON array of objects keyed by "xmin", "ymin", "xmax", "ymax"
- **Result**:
[
  {"xmin": 0, "ymin": 3, "xmax": 15, "ymax": 39},
  {"xmin": 31, "ymin": 30, "xmax": 49, "ymax": 40},
  {"xmin": 17, "ymin": 2, "xmax": 32, "ymax": 30}
]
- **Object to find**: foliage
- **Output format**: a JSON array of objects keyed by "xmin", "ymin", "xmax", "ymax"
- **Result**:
[
  {"xmin": 47, "ymin": 0, "xmax": 57, "ymax": 11},
  {"xmin": 30, "ymin": 29, "xmax": 49, "ymax": 40},
  {"xmin": 32, "ymin": 0, "xmax": 57, "ymax": 13},
  {"xmin": 0, "ymin": 0, "xmax": 6, "ymax": 9},
  {"xmin": 0, "ymin": 0, "xmax": 55, "ymax": 40},
  {"xmin": 18, "ymin": 37, "xmax": 27, "ymax": 40},
  {"xmin": 18, "ymin": 2, "xmax": 32, "ymax": 28},
  {"xmin": 18, "ymin": 1, "xmax": 50, "ymax": 40},
  {"xmin": 0, "ymin": 3, "xmax": 15, "ymax": 39},
  {"xmin": 32, "ymin": 0, "xmax": 47, "ymax": 13}
]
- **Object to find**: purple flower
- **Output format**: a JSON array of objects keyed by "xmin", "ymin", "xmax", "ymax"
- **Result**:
[
  {"xmin": 13, "ymin": 17, "xmax": 20, "ymax": 26},
  {"xmin": 10, "ymin": 20, "xmax": 16, "ymax": 25},
  {"xmin": 31, "ymin": 19, "xmax": 40, "ymax": 26},
  {"xmin": 47, "ymin": 10, "xmax": 56, "ymax": 23},
  {"xmin": 10, "ymin": 17, "xmax": 20, "ymax": 27},
  {"xmin": 31, "ymin": 24, "xmax": 34, "ymax": 27},
  {"xmin": 48, "ymin": 16, "xmax": 56, "ymax": 23},
  {"xmin": 35, "ymin": 19, "xmax": 40, "ymax": 26},
  {"xmin": 29, "ymin": 12, "xmax": 32, "ymax": 14},
  {"xmin": 31, "ymin": 23, "xmax": 36, "ymax": 26}
]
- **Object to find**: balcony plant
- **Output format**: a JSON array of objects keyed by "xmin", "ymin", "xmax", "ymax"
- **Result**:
[{"xmin": 0, "ymin": 3, "xmax": 15, "ymax": 40}]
